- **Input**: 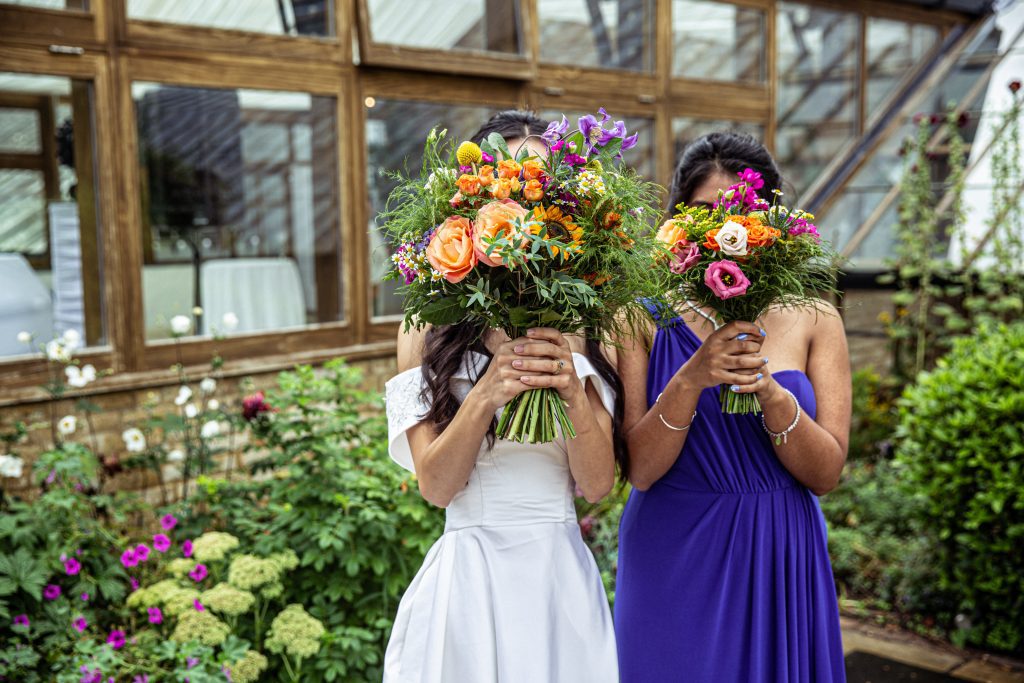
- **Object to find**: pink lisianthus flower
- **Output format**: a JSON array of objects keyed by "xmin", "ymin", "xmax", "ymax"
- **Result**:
[
  {"xmin": 73, "ymin": 616, "xmax": 88, "ymax": 632},
  {"xmin": 669, "ymin": 240, "xmax": 701, "ymax": 274},
  {"xmin": 159, "ymin": 514, "xmax": 177, "ymax": 531},
  {"xmin": 106, "ymin": 629, "xmax": 126, "ymax": 649},
  {"xmin": 182, "ymin": 539, "xmax": 194, "ymax": 558},
  {"xmin": 189, "ymin": 563, "xmax": 208, "ymax": 582},
  {"xmin": 120, "ymin": 548, "xmax": 138, "ymax": 569},
  {"xmin": 153, "ymin": 534, "xmax": 171, "ymax": 553},
  {"xmin": 43, "ymin": 584, "xmax": 61, "ymax": 600},
  {"xmin": 147, "ymin": 607, "xmax": 163, "ymax": 624},
  {"xmin": 704, "ymin": 260, "xmax": 751, "ymax": 300}
]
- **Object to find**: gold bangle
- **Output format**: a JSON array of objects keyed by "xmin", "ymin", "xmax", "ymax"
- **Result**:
[{"xmin": 655, "ymin": 392, "xmax": 697, "ymax": 431}]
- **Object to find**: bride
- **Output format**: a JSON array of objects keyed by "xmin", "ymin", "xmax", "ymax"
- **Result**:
[{"xmin": 382, "ymin": 111, "xmax": 620, "ymax": 683}]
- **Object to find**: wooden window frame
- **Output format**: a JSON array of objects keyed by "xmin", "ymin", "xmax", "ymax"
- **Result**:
[{"xmin": 0, "ymin": 1, "xmax": 104, "ymax": 49}]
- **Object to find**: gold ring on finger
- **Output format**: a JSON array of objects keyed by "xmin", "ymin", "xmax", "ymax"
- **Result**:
[{"xmin": 556, "ymin": 359, "xmax": 565, "ymax": 373}]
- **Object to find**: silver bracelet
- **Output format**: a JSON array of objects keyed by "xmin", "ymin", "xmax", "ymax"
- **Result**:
[
  {"xmin": 655, "ymin": 392, "xmax": 697, "ymax": 431},
  {"xmin": 761, "ymin": 388, "xmax": 801, "ymax": 445}
]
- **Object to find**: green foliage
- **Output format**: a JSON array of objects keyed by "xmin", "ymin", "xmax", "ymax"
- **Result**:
[
  {"xmin": 847, "ymin": 368, "xmax": 900, "ymax": 462},
  {"xmin": 894, "ymin": 323, "xmax": 1024, "ymax": 653},
  {"xmin": 183, "ymin": 359, "xmax": 444, "ymax": 682}
]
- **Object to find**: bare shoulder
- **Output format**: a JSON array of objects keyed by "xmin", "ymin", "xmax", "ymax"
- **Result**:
[{"xmin": 396, "ymin": 324, "xmax": 430, "ymax": 372}]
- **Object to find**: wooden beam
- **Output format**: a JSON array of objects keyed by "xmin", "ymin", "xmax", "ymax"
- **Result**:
[{"xmin": 70, "ymin": 79, "xmax": 103, "ymax": 347}]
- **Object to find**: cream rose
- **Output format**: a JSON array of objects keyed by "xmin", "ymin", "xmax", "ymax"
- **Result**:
[{"xmin": 716, "ymin": 220, "xmax": 749, "ymax": 257}]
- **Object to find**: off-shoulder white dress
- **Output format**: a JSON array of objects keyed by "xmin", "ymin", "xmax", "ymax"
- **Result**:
[{"xmin": 382, "ymin": 350, "xmax": 619, "ymax": 683}]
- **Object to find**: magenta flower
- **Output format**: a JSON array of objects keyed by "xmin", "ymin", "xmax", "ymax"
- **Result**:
[
  {"xmin": 120, "ymin": 548, "xmax": 138, "ymax": 568},
  {"xmin": 147, "ymin": 607, "xmax": 163, "ymax": 624},
  {"xmin": 480, "ymin": 151, "xmax": 494, "ymax": 164},
  {"xmin": 669, "ymin": 240, "xmax": 701, "ymax": 275},
  {"xmin": 130, "ymin": 576, "xmax": 140, "ymax": 592},
  {"xmin": 738, "ymin": 167, "xmax": 765, "ymax": 191},
  {"xmin": 134, "ymin": 676, "xmax": 150, "ymax": 683},
  {"xmin": 106, "ymin": 629, "xmax": 126, "ymax": 649},
  {"xmin": 81, "ymin": 592, "xmax": 89, "ymax": 601},
  {"xmin": 564, "ymin": 154, "xmax": 587, "ymax": 167},
  {"xmin": 182, "ymin": 539, "xmax": 194, "ymax": 558},
  {"xmin": 187, "ymin": 657, "xmax": 199, "ymax": 669},
  {"xmin": 153, "ymin": 533, "xmax": 171, "ymax": 553},
  {"xmin": 134, "ymin": 544, "xmax": 151, "ymax": 562},
  {"xmin": 160, "ymin": 513, "xmax": 178, "ymax": 531},
  {"xmin": 73, "ymin": 616, "xmax": 88, "ymax": 632},
  {"xmin": 189, "ymin": 563, "xmax": 208, "ymax": 582},
  {"xmin": 13, "ymin": 614, "xmax": 29, "ymax": 628},
  {"xmin": 704, "ymin": 260, "xmax": 751, "ymax": 300},
  {"xmin": 44, "ymin": 584, "xmax": 61, "ymax": 600},
  {"xmin": 194, "ymin": 599, "xmax": 205, "ymax": 612},
  {"xmin": 242, "ymin": 392, "xmax": 272, "ymax": 421},
  {"xmin": 64, "ymin": 557, "xmax": 81, "ymax": 575},
  {"xmin": 80, "ymin": 668, "xmax": 103, "ymax": 683}
]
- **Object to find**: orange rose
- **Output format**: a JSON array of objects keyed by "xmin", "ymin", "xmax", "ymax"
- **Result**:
[
  {"xmin": 703, "ymin": 229, "xmax": 720, "ymax": 251},
  {"xmin": 740, "ymin": 217, "xmax": 781, "ymax": 247},
  {"xmin": 426, "ymin": 215, "xmax": 477, "ymax": 283},
  {"xmin": 523, "ymin": 179, "xmax": 544, "ymax": 202},
  {"xmin": 522, "ymin": 158, "xmax": 545, "ymax": 181},
  {"xmin": 497, "ymin": 159, "xmax": 522, "ymax": 179},
  {"xmin": 457, "ymin": 174, "xmax": 482, "ymax": 197},
  {"xmin": 490, "ymin": 177, "xmax": 520, "ymax": 200},
  {"xmin": 473, "ymin": 199, "xmax": 529, "ymax": 267},
  {"xmin": 478, "ymin": 165, "xmax": 495, "ymax": 187},
  {"xmin": 655, "ymin": 220, "xmax": 688, "ymax": 248}
]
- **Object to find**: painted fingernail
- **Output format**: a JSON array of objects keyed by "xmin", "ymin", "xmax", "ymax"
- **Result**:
[
  {"xmin": 763, "ymin": 357, "xmax": 769, "ymax": 364},
  {"xmin": 514, "ymin": 345, "xmax": 524, "ymax": 353},
  {"xmin": 756, "ymin": 373, "xmax": 763, "ymax": 380},
  {"xmin": 512, "ymin": 360, "xmax": 522, "ymax": 368},
  {"xmin": 730, "ymin": 385, "xmax": 740, "ymax": 392},
  {"xmin": 521, "ymin": 376, "xmax": 531, "ymax": 382},
  {"xmin": 737, "ymin": 333, "xmax": 749, "ymax": 341},
  {"xmin": 760, "ymin": 328, "xmax": 767, "ymax": 337}
]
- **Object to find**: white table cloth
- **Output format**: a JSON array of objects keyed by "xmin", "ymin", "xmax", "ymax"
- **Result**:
[{"xmin": 199, "ymin": 258, "xmax": 306, "ymax": 335}]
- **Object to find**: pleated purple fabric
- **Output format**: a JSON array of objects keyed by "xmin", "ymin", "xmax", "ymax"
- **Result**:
[{"xmin": 615, "ymin": 307, "xmax": 846, "ymax": 682}]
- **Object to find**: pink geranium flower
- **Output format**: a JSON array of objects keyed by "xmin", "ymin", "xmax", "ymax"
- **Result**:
[
  {"xmin": 13, "ymin": 614, "xmax": 29, "ymax": 628},
  {"xmin": 73, "ymin": 616, "xmax": 88, "ymax": 632},
  {"xmin": 189, "ymin": 563, "xmax": 208, "ymax": 582},
  {"xmin": 194, "ymin": 599, "xmax": 205, "ymax": 612},
  {"xmin": 704, "ymin": 260, "xmax": 751, "ymax": 300},
  {"xmin": 134, "ymin": 544, "xmax": 151, "ymax": 562},
  {"xmin": 147, "ymin": 607, "xmax": 163, "ymax": 624},
  {"xmin": 44, "ymin": 584, "xmax": 61, "ymax": 600},
  {"xmin": 182, "ymin": 539, "xmax": 194, "ymax": 558},
  {"xmin": 106, "ymin": 629, "xmax": 126, "ymax": 649},
  {"xmin": 130, "ymin": 576, "xmax": 140, "ymax": 592},
  {"xmin": 63, "ymin": 558, "xmax": 80, "ymax": 575},
  {"xmin": 153, "ymin": 534, "xmax": 171, "ymax": 553},
  {"xmin": 160, "ymin": 514, "xmax": 177, "ymax": 531},
  {"xmin": 120, "ymin": 548, "xmax": 138, "ymax": 568}
]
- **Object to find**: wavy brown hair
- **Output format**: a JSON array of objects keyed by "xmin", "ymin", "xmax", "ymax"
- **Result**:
[{"xmin": 418, "ymin": 110, "xmax": 627, "ymax": 474}]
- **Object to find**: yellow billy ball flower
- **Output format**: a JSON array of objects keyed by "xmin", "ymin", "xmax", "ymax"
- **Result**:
[{"xmin": 456, "ymin": 141, "xmax": 483, "ymax": 166}]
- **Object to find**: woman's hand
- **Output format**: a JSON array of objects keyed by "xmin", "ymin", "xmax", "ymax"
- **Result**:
[
  {"xmin": 471, "ymin": 328, "xmax": 579, "ymax": 411},
  {"xmin": 675, "ymin": 321, "xmax": 767, "ymax": 391}
]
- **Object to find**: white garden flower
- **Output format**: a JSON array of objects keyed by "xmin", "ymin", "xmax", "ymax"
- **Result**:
[
  {"xmin": 200, "ymin": 421, "xmax": 220, "ymax": 439},
  {"xmin": 0, "ymin": 454, "xmax": 24, "ymax": 479},
  {"xmin": 16, "ymin": 331, "xmax": 31, "ymax": 345},
  {"xmin": 170, "ymin": 315, "xmax": 192, "ymax": 336},
  {"xmin": 716, "ymin": 220, "xmax": 749, "ymax": 257},
  {"xmin": 199, "ymin": 377, "xmax": 217, "ymax": 394},
  {"xmin": 175, "ymin": 386, "xmax": 193, "ymax": 406},
  {"xmin": 62, "ymin": 329, "xmax": 81, "ymax": 350},
  {"xmin": 45, "ymin": 339, "xmax": 71, "ymax": 363},
  {"xmin": 122, "ymin": 428, "xmax": 146, "ymax": 453},
  {"xmin": 207, "ymin": 399, "xmax": 220, "ymax": 411},
  {"xmin": 81, "ymin": 364, "xmax": 96, "ymax": 383},
  {"xmin": 221, "ymin": 312, "xmax": 239, "ymax": 332},
  {"xmin": 192, "ymin": 306, "xmax": 204, "ymax": 317},
  {"xmin": 167, "ymin": 449, "xmax": 185, "ymax": 463},
  {"xmin": 65, "ymin": 365, "xmax": 86, "ymax": 388},
  {"xmin": 58, "ymin": 415, "xmax": 77, "ymax": 436},
  {"xmin": 184, "ymin": 403, "xmax": 199, "ymax": 419}
]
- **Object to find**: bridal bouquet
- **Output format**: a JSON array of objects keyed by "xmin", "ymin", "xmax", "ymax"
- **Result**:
[
  {"xmin": 657, "ymin": 168, "xmax": 840, "ymax": 414},
  {"xmin": 380, "ymin": 109, "xmax": 665, "ymax": 443}
]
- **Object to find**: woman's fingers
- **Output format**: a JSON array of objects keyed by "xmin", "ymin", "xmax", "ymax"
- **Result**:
[
  {"xmin": 511, "ymin": 358, "xmax": 569, "ymax": 374},
  {"xmin": 525, "ymin": 327, "xmax": 568, "ymax": 347},
  {"xmin": 513, "ymin": 340, "xmax": 570, "ymax": 361},
  {"xmin": 722, "ymin": 369, "xmax": 768, "ymax": 390},
  {"xmin": 717, "ymin": 321, "xmax": 765, "ymax": 341},
  {"xmin": 729, "ymin": 354, "xmax": 769, "ymax": 370}
]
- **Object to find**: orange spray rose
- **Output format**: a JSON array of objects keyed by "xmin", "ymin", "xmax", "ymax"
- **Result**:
[
  {"xmin": 522, "ymin": 158, "xmax": 545, "ymax": 181},
  {"xmin": 523, "ymin": 179, "xmax": 544, "ymax": 202},
  {"xmin": 473, "ymin": 199, "xmax": 529, "ymax": 267},
  {"xmin": 457, "ymin": 174, "xmax": 482, "ymax": 197},
  {"xmin": 497, "ymin": 159, "xmax": 522, "ymax": 179},
  {"xmin": 478, "ymin": 165, "xmax": 495, "ymax": 187}
]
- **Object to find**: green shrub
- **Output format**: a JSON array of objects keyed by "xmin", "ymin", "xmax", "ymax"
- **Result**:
[
  {"xmin": 848, "ymin": 368, "xmax": 900, "ymax": 461},
  {"xmin": 183, "ymin": 359, "xmax": 444, "ymax": 682},
  {"xmin": 894, "ymin": 322, "xmax": 1024, "ymax": 653}
]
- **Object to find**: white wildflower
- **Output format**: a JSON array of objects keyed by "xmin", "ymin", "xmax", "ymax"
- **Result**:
[
  {"xmin": 199, "ymin": 378, "xmax": 217, "ymax": 394},
  {"xmin": 62, "ymin": 329, "xmax": 81, "ymax": 350},
  {"xmin": 175, "ymin": 386, "xmax": 193, "ymax": 406},
  {"xmin": 122, "ymin": 428, "xmax": 146, "ymax": 453},
  {"xmin": 170, "ymin": 315, "xmax": 192, "ymax": 336},
  {"xmin": 221, "ymin": 312, "xmax": 239, "ymax": 332},
  {"xmin": 16, "ymin": 331, "xmax": 31, "ymax": 345},
  {"xmin": 207, "ymin": 399, "xmax": 220, "ymax": 411},
  {"xmin": 167, "ymin": 449, "xmax": 185, "ymax": 463},
  {"xmin": 184, "ymin": 404, "xmax": 199, "ymax": 419},
  {"xmin": 200, "ymin": 421, "xmax": 220, "ymax": 439},
  {"xmin": 45, "ymin": 339, "xmax": 71, "ymax": 363},
  {"xmin": 0, "ymin": 454, "xmax": 24, "ymax": 479},
  {"xmin": 58, "ymin": 415, "xmax": 77, "ymax": 436}
]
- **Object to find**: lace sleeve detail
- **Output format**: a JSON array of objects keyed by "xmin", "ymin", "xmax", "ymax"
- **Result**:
[
  {"xmin": 384, "ymin": 368, "xmax": 431, "ymax": 473},
  {"xmin": 572, "ymin": 353, "xmax": 616, "ymax": 418}
]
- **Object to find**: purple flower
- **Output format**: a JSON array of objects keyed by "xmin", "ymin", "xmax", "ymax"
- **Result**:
[
  {"xmin": 182, "ymin": 539, "xmax": 194, "ymax": 558},
  {"xmin": 13, "ymin": 614, "xmax": 29, "ymax": 628},
  {"xmin": 44, "ymin": 583, "xmax": 61, "ymax": 600},
  {"xmin": 130, "ymin": 576, "xmax": 140, "ymax": 592},
  {"xmin": 80, "ymin": 668, "xmax": 103, "ymax": 683},
  {"xmin": 160, "ymin": 514, "xmax": 178, "ymax": 531},
  {"xmin": 153, "ymin": 533, "xmax": 171, "ymax": 553},
  {"xmin": 64, "ymin": 558, "xmax": 81, "ymax": 575},
  {"xmin": 621, "ymin": 132, "xmax": 639, "ymax": 151},
  {"xmin": 134, "ymin": 544, "xmax": 151, "ymax": 562},
  {"xmin": 134, "ymin": 676, "xmax": 150, "ymax": 683},
  {"xmin": 147, "ymin": 607, "xmax": 163, "ymax": 624},
  {"xmin": 81, "ymin": 592, "xmax": 89, "ymax": 601},
  {"xmin": 542, "ymin": 115, "xmax": 569, "ymax": 144},
  {"xmin": 458, "ymin": 164, "xmax": 473, "ymax": 174},
  {"xmin": 73, "ymin": 616, "xmax": 88, "ymax": 632},
  {"xmin": 564, "ymin": 154, "xmax": 587, "ymax": 167},
  {"xmin": 120, "ymin": 548, "xmax": 138, "ymax": 568},
  {"xmin": 106, "ymin": 629, "xmax": 126, "ymax": 649},
  {"xmin": 480, "ymin": 151, "xmax": 494, "ymax": 163},
  {"xmin": 189, "ymin": 563, "xmax": 208, "ymax": 582},
  {"xmin": 45, "ymin": 469, "xmax": 57, "ymax": 485},
  {"xmin": 187, "ymin": 657, "xmax": 199, "ymax": 669},
  {"xmin": 738, "ymin": 167, "xmax": 764, "ymax": 191},
  {"xmin": 550, "ymin": 140, "xmax": 566, "ymax": 152},
  {"xmin": 194, "ymin": 599, "xmax": 205, "ymax": 612}
]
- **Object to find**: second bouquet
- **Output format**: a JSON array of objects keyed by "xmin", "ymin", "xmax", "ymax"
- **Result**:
[{"xmin": 380, "ymin": 110, "xmax": 665, "ymax": 444}]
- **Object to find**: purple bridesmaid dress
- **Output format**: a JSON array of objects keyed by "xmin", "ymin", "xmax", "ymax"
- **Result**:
[{"xmin": 615, "ymin": 306, "xmax": 846, "ymax": 682}]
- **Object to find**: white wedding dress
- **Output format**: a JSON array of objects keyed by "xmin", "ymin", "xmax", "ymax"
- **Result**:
[{"xmin": 383, "ymin": 351, "xmax": 619, "ymax": 683}]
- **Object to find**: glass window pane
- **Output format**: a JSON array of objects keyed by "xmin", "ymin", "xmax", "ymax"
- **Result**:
[
  {"xmin": 0, "ymin": 72, "xmax": 104, "ymax": 358},
  {"xmin": 0, "ymin": 0, "xmax": 87, "ymax": 9},
  {"xmin": 672, "ymin": 1, "xmax": 766, "ymax": 82},
  {"xmin": 134, "ymin": 83, "xmax": 342, "ymax": 339},
  {"xmin": 672, "ymin": 117, "xmax": 766, "ymax": 166},
  {"xmin": 127, "ymin": 0, "xmax": 333, "ymax": 37},
  {"xmin": 539, "ymin": 0, "xmax": 654, "ymax": 71},
  {"xmin": 867, "ymin": 19, "xmax": 940, "ymax": 118},
  {"xmin": 775, "ymin": 3, "xmax": 860, "ymax": 197},
  {"xmin": 366, "ymin": 99, "xmax": 493, "ymax": 318},
  {"xmin": 366, "ymin": 0, "xmax": 521, "ymax": 54}
]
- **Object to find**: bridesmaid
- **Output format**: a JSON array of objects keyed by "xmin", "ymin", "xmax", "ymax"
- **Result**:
[{"xmin": 614, "ymin": 132, "xmax": 850, "ymax": 682}]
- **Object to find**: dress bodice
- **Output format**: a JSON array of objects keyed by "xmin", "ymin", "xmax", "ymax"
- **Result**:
[{"xmin": 385, "ymin": 351, "xmax": 615, "ymax": 531}]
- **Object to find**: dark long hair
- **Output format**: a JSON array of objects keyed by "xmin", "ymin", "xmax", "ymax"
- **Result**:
[
  {"xmin": 666, "ymin": 131, "xmax": 783, "ymax": 217},
  {"xmin": 419, "ymin": 110, "xmax": 627, "ymax": 474}
]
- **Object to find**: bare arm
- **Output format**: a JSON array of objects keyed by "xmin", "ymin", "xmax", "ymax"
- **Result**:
[
  {"xmin": 621, "ymin": 320, "xmax": 766, "ymax": 490},
  {"xmin": 737, "ymin": 306, "xmax": 851, "ymax": 495}
]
